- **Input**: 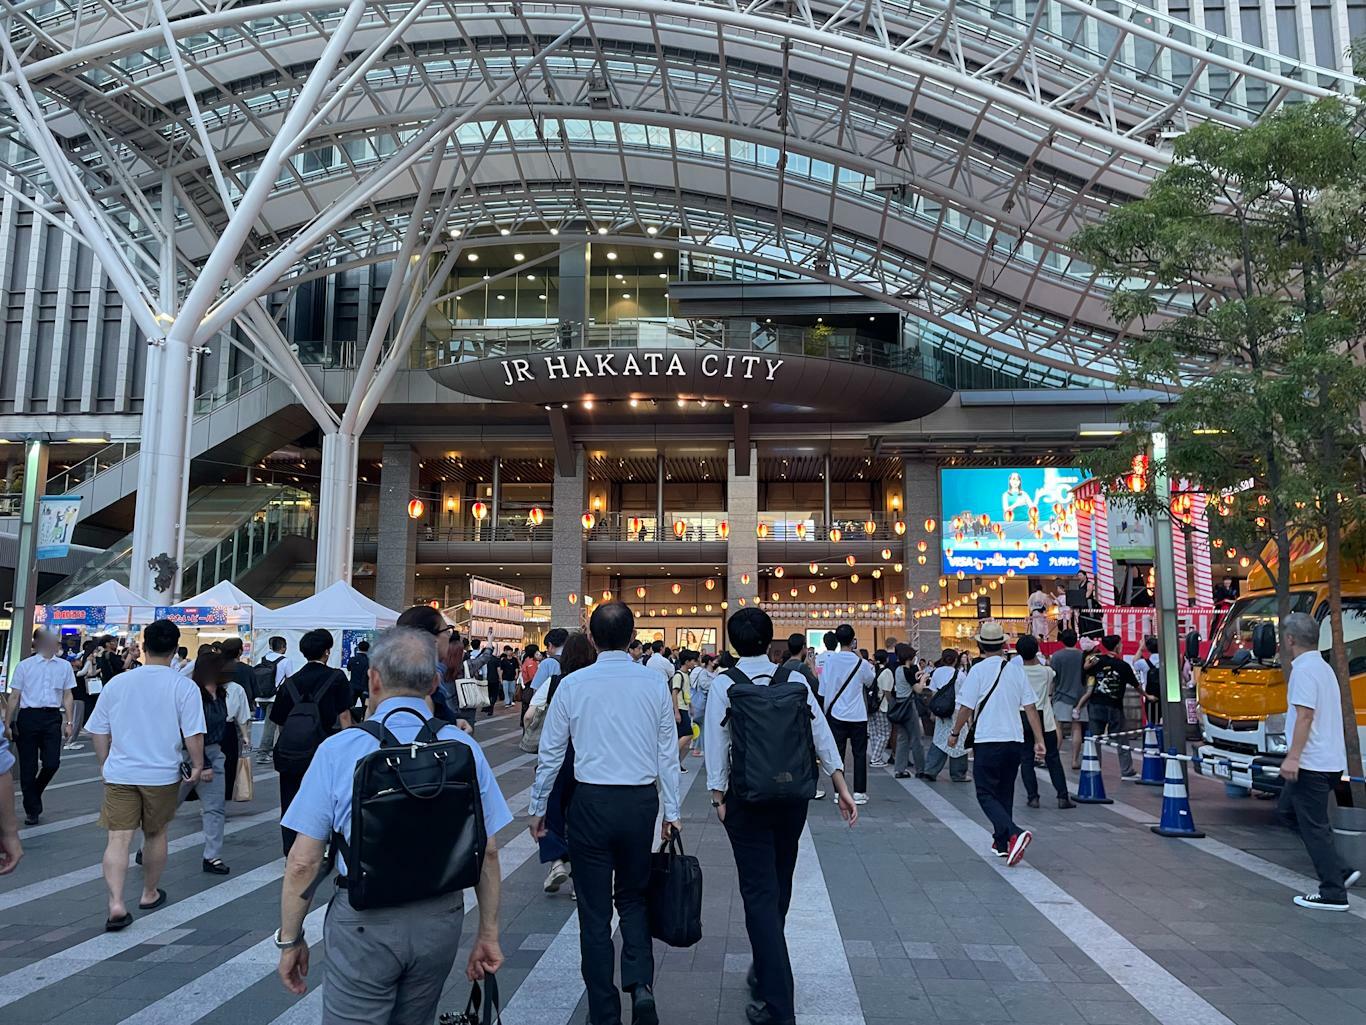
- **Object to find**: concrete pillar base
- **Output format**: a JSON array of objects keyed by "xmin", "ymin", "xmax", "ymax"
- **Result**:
[
  {"xmin": 551, "ymin": 448, "xmax": 587, "ymax": 626},
  {"xmin": 902, "ymin": 459, "xmax": 942, "ymax": 662},
  {"xmin": 375, "ymin": 443, "xmax": 418, "ymax": 610},
  {"xmin": 315, "ymin": 431, "xmax": 359, "ymax": 591},
  {"xmin": 726, "ymin": 444, "xmax": 759, "ymax": 626}
]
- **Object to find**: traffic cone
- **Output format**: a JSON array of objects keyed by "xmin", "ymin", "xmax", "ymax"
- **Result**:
[
  {"xmin": 1074, "ymin": 733, "xmax": 1113, "ymax": 804},
  {"xmin": 1135, "ymin": 725, "xmax": 1165, "ymax": 786},
  {"xmin": 1151, "ymin": 752, "xmax": 1205, "ymax": 838}
]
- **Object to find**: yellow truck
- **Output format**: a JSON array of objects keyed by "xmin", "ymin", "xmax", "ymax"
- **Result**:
[{"xmin": 1193, "ymin": 538, "xmax": 1366, "ymax": 792}]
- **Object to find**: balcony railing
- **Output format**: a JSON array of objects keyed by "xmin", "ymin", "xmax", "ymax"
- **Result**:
[
  {"xmin": 586, "ymin": 512, "xmax": 729, "ymax": 543},
  {"xmin": 757, "ymin": 512, "xmax": 912, "ymax": 543}
]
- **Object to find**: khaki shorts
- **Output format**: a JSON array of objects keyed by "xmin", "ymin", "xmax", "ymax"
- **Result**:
[{"xmin": 99, "ymin": 782, "xmax": 181, "ymax": 834}]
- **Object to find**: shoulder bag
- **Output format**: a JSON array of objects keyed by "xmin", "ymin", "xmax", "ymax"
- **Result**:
[
  {"xmin": 962, "ymin": 662, "xmax": 1009, "ymax": 750},
  {"xmin": 926, "ymin": 669, "xmax": 958, "ymax": 718},
  {"xmin": 518, "ymin": 674, "xmax": 562, "ymax": 753},
  {"xmin": 886, "ymin": 667, "xmax": 919, "ymax": 726}
]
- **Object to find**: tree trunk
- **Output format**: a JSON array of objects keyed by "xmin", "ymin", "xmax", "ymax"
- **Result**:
[{"xmin": 1326, "ymin": 480, "xmax": 1365, "ymax": 805}]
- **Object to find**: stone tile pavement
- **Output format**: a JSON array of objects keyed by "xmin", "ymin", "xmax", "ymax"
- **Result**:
[{"xmin": 2, "ymin": 707, "xmax": 1364, "ymax": 1025}]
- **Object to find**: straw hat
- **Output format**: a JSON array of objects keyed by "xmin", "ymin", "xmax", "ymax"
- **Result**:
[{"xmin": 974, "ymin": 620, "xmax": 1006, "ymax": 646}]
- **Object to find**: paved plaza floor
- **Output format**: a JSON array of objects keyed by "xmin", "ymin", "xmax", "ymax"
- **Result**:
[{"xmin": 3, "ymin": 706, "xmax": 1366, "ymax": 1025}]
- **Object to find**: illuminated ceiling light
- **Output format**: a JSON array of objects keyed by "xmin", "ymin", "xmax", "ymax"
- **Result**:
[
  {"xmin": 538, "ymin": 294, "xmax": 547, "ymax": 300},
  {"xmin": 582, "ymin": 399, "xmax": 593, "ymax": 410},
  {"xmin": 615, "ymin": 273, "xmax": 625, "ymax": 281},
  {"xmin": 606, "ymin": 251, "xmax": 618, "ymax": 260},
  {"xmin": 526, "ymin": 273, "xmax": 536, "ymax": 280},
  {"xmin": 597, "ymin": 226, "xmax": 608, "ymax": 235},
  {"xmin": 653, "ymin": 251, "xmax": 664, "ymax": 259},
  {"xmin": 513, "ymin": 253, "xmax": 526, "ymax": 263},
  {"xmin": 495, "ymin": 294, "xmax": 506, "ymax": 300},
  {"xmin": 659, "ymin": 273, "xmax": 667, "ymax": 279},
  {"xmin": 467, "ymin": 253, "xmax": 479, "ymax": 262},
  {"xmin": 499, "ymin": 227, "xmax": 510, "ymax": 236},
  {"xmin": 647, "ymin": 226, "xmax": 658, "ymax": 235},
  {"xmin": 449, "ymin": 228, "xmax": 462, "ymax": 238},
  {"xmin": 549, "ymin": 226, "xmax": 560, "ymax": 236},
  {"xmin": 622, "ymin": 293, "xmax": 631, "ymax": 299}
]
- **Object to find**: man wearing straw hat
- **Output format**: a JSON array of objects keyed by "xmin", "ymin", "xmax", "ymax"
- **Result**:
[{"xmin": 947, "ymin": 621, "xmax": 1045, "ymax": 866}]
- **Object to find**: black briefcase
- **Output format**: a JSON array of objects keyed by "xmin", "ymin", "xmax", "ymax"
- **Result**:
[
  {"xmin": 439, "ymin": 976, "xmax": 500, "ymax": 1024},
  {"xmin": 647, "ymin": 828, "xmax": 703, "ymax": 947}
]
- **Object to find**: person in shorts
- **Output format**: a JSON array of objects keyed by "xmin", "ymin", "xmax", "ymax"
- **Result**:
[{"xmin": 88, "ymin": 619, "xmax": 208, "ymax": 931}]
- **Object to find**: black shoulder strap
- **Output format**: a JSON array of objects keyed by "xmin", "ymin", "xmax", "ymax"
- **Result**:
[
  {"xmin": 355, "ymin": 718, "xmax": 400, "ymax": 747},
  {"xmin": 723, "ymin": 667, "xmax": 754, "ymax": 688},
  {"xmin": 828, "ymin": 662, "xmax": 862, "ymax": 710},
  {"xmin": 285, "ymin": 678, "xmax": 304, "ymax": 705},
  {"xmin": 546, "ymin": 673, "xmax": 563, "ymax": 706},
  {"xmin": 971, "ymin": 661, "xmax": 1009, "ymax": 723}
]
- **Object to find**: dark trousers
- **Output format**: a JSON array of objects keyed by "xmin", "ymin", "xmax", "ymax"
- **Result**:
[
  {"xmin": 724, "ymin": 798, "xmax": 808, "ymax": 1025},
  {"xmin": 1087, "ymin": 704, "xmax": 1134, "ymax": 775},
  {"xmin": 1278, "ymin": 770, "xmax": 1349, "ymax": 902},
  {"xmin": 222, "ymin": 727, "xmax": 240, "ymax": 802},
  {"xmin": 279, "ymin": 770, "xmax": 305, "ymax": 855},
  {"xmin": 16, "ymin": 707, "xmax": 63, "ymax": 817},
  {"xmin": 567, "ymin": 783, "xmax": 658, "ymax": 1025},
  {"xmin": 1020, "ymin": 728, "xmax": 1069, "ymax": 801},
  {"xmin": 828, "ymin": 717, "xmax": 868, "ymax": 793},
  {"xmin": 973, "ymin": 742, "xmax": 1023, "ymax": 849}
]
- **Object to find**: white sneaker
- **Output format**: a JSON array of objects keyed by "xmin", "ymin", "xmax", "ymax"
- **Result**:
[
  {"xmin": 1006, "ymin": 830, "xmax": 1033, "ymax": 867},
  {"xmin": 814, "ymin": 789, "xmax": 826, "ymax": 800},
  {"xmin": 543, "ymin": 860, "xmax": 571, "ymax": 894},
  {"xmin": 853, "ymin": 793, "xmax": 869, "ymax": 806}
]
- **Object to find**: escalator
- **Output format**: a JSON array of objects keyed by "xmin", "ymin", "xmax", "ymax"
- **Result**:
[{"xmin": 40, "ymin": 485, "xmax": 316, "ymax": 603}]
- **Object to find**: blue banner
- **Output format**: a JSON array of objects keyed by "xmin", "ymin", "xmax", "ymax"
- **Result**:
[
  {"xmin": 38, "ymin": 605, "xmax": 108, "ymax": 628},
  {"xmin": 155, "ymin": 606, "xmax": 229, "ymax": 627},
  {"xmin": 940, "ymin": 467, "xmax": 1083, "ymax": 576},
  {"xmin": 36, "ymin": 496, "xmax": 83, "ymax": 559}
]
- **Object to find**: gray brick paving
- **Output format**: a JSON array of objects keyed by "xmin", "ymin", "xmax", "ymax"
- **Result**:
[{"xmin": 3, "ymin": 712, "xmax": 1366, "ymax": 1024}]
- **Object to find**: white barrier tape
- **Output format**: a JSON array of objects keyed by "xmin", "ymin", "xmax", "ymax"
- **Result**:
[{"xmin": 1088, "ymin": 734, "xmax": 1366, "ymax": 784}]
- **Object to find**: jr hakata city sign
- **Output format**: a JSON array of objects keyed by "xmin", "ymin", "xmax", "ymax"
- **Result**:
[{"xmin": 498, "ymin": 351, "xmax": 785, "ymax": 388}]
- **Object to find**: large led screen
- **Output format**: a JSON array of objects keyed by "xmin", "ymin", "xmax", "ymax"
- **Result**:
[{"xmin": 940, "ymin": 467, "xmax": 1083, "ymax": 576}]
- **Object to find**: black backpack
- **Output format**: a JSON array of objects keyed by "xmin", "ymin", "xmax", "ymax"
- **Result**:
[
  {"xmin": 273, "ymin": 675, "xmax": 339, "ymax": 774},
  {"xmin": 306, "ymin": 708, "xmax": 486, "ymax": 911},
  {"xmin": 253, "ymin": 655, "xmax": 280, "ymax": 701},
  {"xmin": 721, "ymin": 667, "xmax": 819, "ymax": 802},
  {"xmin": 927, "ymin": 668, "xmax": 959, "ymax": 719}
]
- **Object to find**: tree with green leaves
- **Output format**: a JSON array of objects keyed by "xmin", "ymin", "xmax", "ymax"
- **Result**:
[{"xmin": 1073, "ymin": 75, "xmax": 1366, "ymax": 791}]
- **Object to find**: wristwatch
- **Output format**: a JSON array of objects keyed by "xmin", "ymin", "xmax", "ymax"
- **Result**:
[
  {"xmin": 710, "ymin": 799, "xmax": 722, "ymax": 808},
  {"xmin": 274, "ymin": 928, "xmax": 306, "ymax": 950}
]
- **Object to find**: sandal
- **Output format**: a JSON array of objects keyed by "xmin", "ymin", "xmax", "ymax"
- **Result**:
[
  {"xmin": 138, "ymin": 889, "xmax": 167, "ymax": 911},
  {"xmin": 105, "ymin": 912, "xmax": 133, "ymax": 932},
  {"xmin": 202, "ymin": 859, "xmax": 230, "ymax": 876}
]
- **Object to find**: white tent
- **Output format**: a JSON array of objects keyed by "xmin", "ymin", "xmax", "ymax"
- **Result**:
[
  {"xmin": 253, "ymin": 581, "xmax": 399, "ymax": 668},
  {"xmin": 51, "ymin": 579, "xmax": 155, "ymax": 626},
  {"xmin": 179, "ymin": 580, "xmax": 271, "ymax": 625}
]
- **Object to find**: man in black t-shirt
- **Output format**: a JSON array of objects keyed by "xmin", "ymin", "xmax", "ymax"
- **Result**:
[
  {"xmin": 269, "ymin": 629, "xmax": 352, "ymax": 854},
  {"xmin": 1075, "ymin": 635, "xmax": 1140, "ymax": 777}
]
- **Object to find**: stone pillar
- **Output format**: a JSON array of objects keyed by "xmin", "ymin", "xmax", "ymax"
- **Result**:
[
  {"xmin": 551, "ymin": 447, "xmax": 587, "ymax": 625},
  {"xmin": 376, "ymin": 443, "xmax": 419, "ymax": 611},
  {"xmin": 727, "ymin": 443, "xmax": 759, "ymax": 621},
  {"xmin": 902, "ymin": 458, "xmax": 942, "ymax": 661}
]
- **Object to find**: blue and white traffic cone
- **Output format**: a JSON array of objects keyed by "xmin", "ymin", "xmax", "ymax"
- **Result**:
[
  {"xmin": 1135, "ymin": 724, "xmax": 1165, "ymax": 786},
  {"xmin": 1151, "ymin": 752, "xmax": 1205, "ymax": 838},
  {"xmin": 1074, "ymin": 733, "xmax": 1113, "ymax": 804}
]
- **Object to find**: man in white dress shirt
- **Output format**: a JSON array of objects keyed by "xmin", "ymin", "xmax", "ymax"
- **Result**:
[
  {"xmin": 645, "ymin": 639, "xmax": 673, "ymax": 683},
  {"xmin": 706, "ymin": 608, "xmax": 856, "ymax": 1025},
  {"xmin": 1277, "ymin": 612, "xmax": 1359, "ymax": 911},
  {"xmin": 528, "ymin": 628, "xmax": 567, "ymax": 692},
  {"xmin": 4, "ymin": 629, "xmax": 76, "ymax": 825},
  {"xmin": 819, "ymin": 624, "xmax": 876, "ymax": 805},
  {"xmin": 530, "ymin": 602, "xmax": 680, "ymax": 1025}
]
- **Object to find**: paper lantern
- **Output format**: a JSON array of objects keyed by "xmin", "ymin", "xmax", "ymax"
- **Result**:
[
  {"xmin": 808, "ymin": 584, "xmax": 817, "ymax": 593},
  {"xmin": 829, "ymin": 527, "xmax": 842, "ymax": 543},
  {"xmin": 671, "ymin": 582, "xmax": 682, "ymax": 595},
  {"xmin": 628, "ymin": 516, "xmax": 643, "ymax": 536},
  {"xmin": 568, "ymin": 592, "xmax": 578, "ymax": 604},
  {"xmin": 871, "ymin": 569, "xmax": 881, "ymax": 579},
  {"xmin": 721, "ymin": 601, "xmax": 729, "ymax": 610},
  {"xmin": 774, "ymin": 566, "xmax": 785, "ymax": 578},
  {"xmin": 756, "ymin": 522, "xmax": 770, "ymax": 539},
  {"xmin": 407, "ymin": 498, "xmax": 425, "ymax": 519},
  {"xmin": 636, "ymin": 586, "xmax": 647, "ymax": 599},
  {"xmin": 893, "ymin": 520, "xmax": 906, "ymax": 535},
  {"xmin": 863, "ymin": 518, "xmax": 876, "ymax": 536},
  {"xmin": 691, "ymin": 606, "xmax": 698, "ymax": 614},
  {"xmin": 771, "ymin": 592, "xmax": 780, "ymax": 602},
  {"xmin": 532, "ymin": 595, "xmax": 543, "ymax": 607},
  {"xmin": 923, "ymin": 518, "xmax": 936, "ymax": 532},
  {"xmin": 845, "ymin": 554, "xmax": 856, "ymax": 567},
  {"xmin": 463, "ymin": 599, "xmax": 473, "ymax": 611},
  {"xmin": 830, "ymin": 580, "xmax": 840, "ymax": 590},
  {"xmin": 850, "ymin": 574, "xmax": 860, "ymax": 584},
  {"xmin": 790, "ymin": 588, "xmax": 798, "ymax": 597},
  {"xmin": 704, "ymin": 578, "xmax": 716, "ymax": 591},
  {"xmin": 894, "ymin": 562, "xmax": 903, "ymax": 572},
  {"xmin": 528, "ymin": 506, "xmax": 544, "ymax": 526},
  {"xmin": 718, "ymin": 520, "xmax": 729, "ymax": 539},
  {"xmin": 795, "ymin": 522, "xmax": 807, "ymax": 539},
  {"xmin": 471, "ymin": 501, "xmax": 488, "ymax": 520},
  {"xmin": 881, "ymin": 548, "xmax": 892, "ymax": 560},
  {"xmin": 741, "ymin": 573, "xmax": 751, "ymax": 585},
  {"xmin": 602, "ymin": 590, "xmax": 612, "ymax": 601},
  {"xmin": 581, "ymin": 512, "xmax": 596, "ymax": 530},
  {"xmin": 809, "ymin": 562, "xmax": 819, "ymax": 574},
  {"xmin": 673, "ymin": 518, "xmax": 687, "ymax": 539}
]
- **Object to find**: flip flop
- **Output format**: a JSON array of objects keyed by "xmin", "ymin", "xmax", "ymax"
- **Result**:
[
  {"xmin": 138, "ymin": 889, "xmax": 167, "ymax": 911},
  {"xmin": 104, "ymin": 912, "xmax": 133, "ymax": 932}
]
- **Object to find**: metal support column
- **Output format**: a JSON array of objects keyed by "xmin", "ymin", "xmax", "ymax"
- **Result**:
[
  {"xmin": 1151, "ymin": 433, "xmax": 1187, "ymax": 751},
  {"xmin": 823, "ymin": 452, "xmax": 833, "ymax": 528},
  {"xmin": 656, "ymin": 452, "xmax": 666, "ymax": 536},
  {"xmin": 490, "ymin": 456, "xmax": 502, "ymax": 542},
  {"xmin": 315, "ymin": 432, "xmax": 360, "ymax": 590},
  {"xmin": 5, "ymin": 439, "xmax": 48, "ymax": 682}
]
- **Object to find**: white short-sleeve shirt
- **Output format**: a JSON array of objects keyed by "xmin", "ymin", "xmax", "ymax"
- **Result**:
[
  {"xmin": 9, "ymin": 653, "xmax": 76, "ymax": 709},
  {"xmin": 86, "ymin": 664, "xmax": 208, "ymax": 785},
  {"xmin": 1286, "ymin": 650, "xmax": 1347, "ymax": 773},
  {"xmin": 955, "ymin": 655, "xmax": 1035, "ymax": 744}
]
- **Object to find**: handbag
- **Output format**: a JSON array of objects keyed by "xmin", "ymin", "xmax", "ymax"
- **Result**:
[
  {"xmin": 455, "ymin": 678, "xmax": 490, "ymax": 711},
  {"xmin": 519, "ymin": 675, "xmax": 562, "ymax": 753},
  {"xmin": 648, "ymin": 826, "xmax": 703, "ymax": 948},
  {"xmin": 233, "ymin": 754, "xmax": 255, "ymax": 803},
  {"xmin": 927, "ymin": 669, "xmax": 958, "ymax": 718},
  {"xmin": 886, "ymin": 668, "xmax": 919, "ymax": 726},
  {"xmin": 963, "ymin": 662, "xmax": 1009, "ymax": 750},
  {"xmin": 439, "ymin": 976, "xmax": 500, "ymax": 1025}
]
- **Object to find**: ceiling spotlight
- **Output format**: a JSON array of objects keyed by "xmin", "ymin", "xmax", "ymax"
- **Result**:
[
  {"xmin": 652, "ymin": 251, "xmax": 664, "ymax": 259},
  {"xmin": 583, "ymin": 399, "xmax": 593, "ymax": 409},
  {"xmin": 597, "ymin": 226, "xmax": 608, "ymax": 235},
  {"xmin": 467, "ymin": 253, "xmax": 479, "ymax": 262},
  {"xmin": 629, "ymin": 397, "xmax": 639, "ymax": 407},
  {"xmin": 513, "ymin": 252, "xmax": 525, "ymax": 262},
  {"xmin": 550, "ymin": 227, "xmax": 560, "ymax": 236},
  {"xmin": 449, "ymin": 228, "xmax": 462, "ymax": 238},
  {"xmin": 658, "ymin": 272, "xmax": 667, "ymax": 279},
  {"xmin": 496, "ymin": 294, "xmax": 505, "ymax": 300},
  {"xmin": 526, "ymin": 273, "xmax": 536, "ymax": 280},
  {"xmin": 615, "ymin": 273, "xmax": 624, "ymax": 281},
  {"xmin": 622, "ymin": 292, "xmax": 631, "ymax": 299},
  {"xmin": 606, "ymin": 251, "xmax": 618, "ymax": 260},
  {"xmin": 499, "ymin": 227, "xmax": 510, "ymax": 236},
  {"xmin": 482, "ymin": 274, "xmax": 490, "ymax": 280},
  {"xmin": 646, "ymin": 226, "xmax": 658, "ymax": 235},
  {"xmin": 538, "ymin": 293, "xmax": 547, "ymax": 300}
]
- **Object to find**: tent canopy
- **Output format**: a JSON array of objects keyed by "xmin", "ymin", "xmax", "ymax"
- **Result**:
[
  {"xmin": 55, "ymin": 579, "xmax": 153, "ymax": 609},
  {"xmin": 254, "ymin": 580, "xmax": 399, "ymax": 631},
  {"xmin": 180, "ymin": 580, "xmax": 271, "ymax": 616}
]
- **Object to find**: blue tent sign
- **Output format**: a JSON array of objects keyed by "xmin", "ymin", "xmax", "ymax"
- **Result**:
[{"xmin": 154, "ymin": 606, "xmax": 229, "ymax": 627}]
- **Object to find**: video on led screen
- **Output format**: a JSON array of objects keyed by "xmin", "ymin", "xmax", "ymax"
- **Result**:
[{"xmin": 940, "ymin": 467, "xmax": 1083, "ymax": 576}]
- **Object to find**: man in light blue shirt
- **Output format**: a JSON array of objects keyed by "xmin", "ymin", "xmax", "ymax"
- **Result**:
[
  {"xmin": 529, "ymin": 602, "xmax": 680, "ymax": 1025},
  {"xmin": 277, "ymin": 627, "xmax": 511, "ymax": 1022},
  {"xmin": 528, "ymin": 628, "xmax": 567, "ymax": 691}
]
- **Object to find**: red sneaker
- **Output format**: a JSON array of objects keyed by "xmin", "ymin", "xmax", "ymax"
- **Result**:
[{"xmin": 1006, "ymin": 830, "xmax": 1033, "ymax": 867}]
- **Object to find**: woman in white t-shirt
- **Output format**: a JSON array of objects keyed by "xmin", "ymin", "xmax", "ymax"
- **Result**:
[{"xmin": 920, "ymin": 650, "xmax": 969, "ymax": 782}]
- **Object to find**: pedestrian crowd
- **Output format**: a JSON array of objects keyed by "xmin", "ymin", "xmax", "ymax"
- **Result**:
[{"xmin": 0, "ymin": 598, "xmax": 1358, "ymax": 1025}]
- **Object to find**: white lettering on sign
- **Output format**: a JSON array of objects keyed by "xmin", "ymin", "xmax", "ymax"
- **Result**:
[{"xmin": 495, "ymin": 352, "xmax": 785, "ymax": 390}]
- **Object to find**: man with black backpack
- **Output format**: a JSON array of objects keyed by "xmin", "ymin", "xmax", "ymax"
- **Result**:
[
  {"xmin": 253, "ymin": 636, "xmax": 293, "ymax": 763},
  {"xmin": 269, "ymin": 629, "xmax": 353, "ymax": 855},
  {"xmin": 705, "ymin": 608, "xmax": 856, "ymax": 1025},
  {"xmin": 276, "ymin": 627, "xmax": 510, "ymax": 1021}
]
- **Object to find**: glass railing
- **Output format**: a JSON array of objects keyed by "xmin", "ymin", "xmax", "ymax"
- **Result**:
[
  {"xmin": 586, "ymin": 512, "xmax": 730, "ymax": 543},
  {"xmin": 356, "ymin": 510, "xmax": 557, "ymax": 543},
  {"xmin": 757, "ymin": 512, "xmax": 912, "ymax": 543},
  {"xmin": 44, "ymin": 441, "xmax": 140, "ymax": 497},
  {"xmin": 192, "ymin": 364, "xmax": 272, "ymax": 415}
]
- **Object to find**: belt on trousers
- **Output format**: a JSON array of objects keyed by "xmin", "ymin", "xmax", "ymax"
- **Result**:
[{"xmin": 575, "ymin": 782, "xmax": 656, "ymax": 791}]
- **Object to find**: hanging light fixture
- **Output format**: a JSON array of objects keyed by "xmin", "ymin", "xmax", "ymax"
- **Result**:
[
  {"xmin": 893, "ymin": 520, "xmax": 906, "ymax": 536},
  {"xmin": 881, "ymin": 548, "xmax": 892, "ymax": 560},
  {"xmin": 602, "ymin": 590, "xmax": 612, "ymax": 602},
  {"xmin": 527, "ymin": 506, "xmax": 545, "ymax": 526},
  {"xmin": 808, "ymin": 584, "xmax": 817, "ymax": 593},
  {"xmin": 718, "ymin": 520, "xmax": 730, "ymax": 539},
  {"xmin": 863, "ymin": 518, "xmax": 876, "ymax": 536},
  {"xmin": 756, "ymin": 522, "xmax": 770, "ymax": 539},
  {"xmin": 831, "ymin": 579, "xmax": 840, "ymax": 589},
  {"xmin": 845, "ymin": 554, "xmax": 856, "ymax": 567},
  {"xmin": 741, "ymin": 572, "xmax": 751, "ymax": 585},
  {"xmin": 790, "ymin": 587, "xmax": 798, "ymax": 597},
  {"xmin": 472, "ymin": 501, "xmax": 488, "ymax": 520},
  {"xmin": 628, "ymin": 515, "xmax": 643, "ymax": 536},
  {"xmin": 808, "ymin": 562, "xmax": 819, "ymax": 574},
  {"xmin": 671, "ymin": 582, "xmax": 682, "ymax": 595},
  {"xmin": 871, "ymin": 569, "xmax": 882, "ymax": 579},
  {"xmin": 795, "ymin": 522, "xmax": 807, "ymax": 540},
  {"xmin": 581, "ymin": 511, "xmax": 596, "ymax": 530},
  {"xmin": 850, "ymin": 574, "xmax": 860, "ymax": 584},
  {"xmin": 673, "ymin": 518, "xmax": 687, "ymax": 539},
  {"xmin": 407, "ymin": 498, "xmax": 425, "ymax": 520},
  {"xmin": 829, "ymin": 527, "xmax": 843, "ymax": 543},
  {"xmin": 774, "ymin": 566, "xmax": 785, "ymax": 578},
  {"xmin": 568, "ymin": 592, "xmax": 578, "ymax": 604},
  {"xmin": 924, "ymin": 517, "xmax": 937, "ymax": 532},
  {"xmin": 532, "ymin": 595, "xmax": 543, "ymax": 607},
  {"xmin": 704, "ymin": 578, "xmax": 716, "ymax": 591},
  {"xmin": 636, "ymin": 585, "xmax": 647, "ymax": 599}
]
